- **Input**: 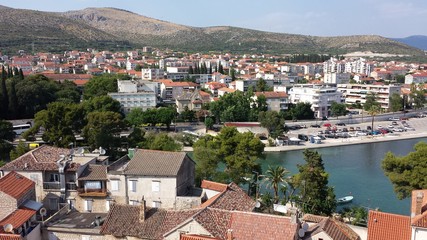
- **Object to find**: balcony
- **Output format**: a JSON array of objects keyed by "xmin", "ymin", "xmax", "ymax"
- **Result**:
[
  {"xmin": 66, "ymin": 182, "xmax": 77, "ymax": 191},
  {"xmin": 77, "ymin": 188, "xmax": 108, "ymax": 197},
  {"xmin": 43, "ymin": 182, "xmax": 60, "ymax": 190}
]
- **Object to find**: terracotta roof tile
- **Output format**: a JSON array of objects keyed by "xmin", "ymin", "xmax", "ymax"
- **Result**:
[
  {"xmin": 180, "ymin": 234, "xmax": 219, "ymax": 240},
  {"xmin": 0, "ymin": 234, "xmax": 23, "ymax": 240},
  {"xmin": 254, "ymin": 91, "xmax": 288, "ymax": 98},
  {"xmin": 201, "ymin": 180, "xmax": 228, "ymax": 192},
  {"xmin": 124, "ymin": 149, "xmax": 192, "ymax": 176},
  {"xmin": 193, "ymin": 208, "xmax": 232, "ymax": 238},
  {"xmin": 229, "ymin": 211, "xmax": 298, "ymax": 240},
  {"xmin": 0, "ymin": 209, "xmax": 36, "ymax": 233},
  {"xmin": 0, "ymin": 172, "xmax": 34, "ymax": 200},
  {"xmin": 0, "ymin": 145, "xmax": 78, "ymax": 172},
  {"xmin": 367, "ymin": 211, "xmax": 411, "ymax": 240},
  {"xmin": 306, "ymin": 218, "xmax": 360, "ymax": 240},
  {"xmin": 78, "ymin": 164, "xmax": 107, "ymax": 180},
  {"xmin": 203, "ymin": 183, "xmax": 256, "ymax": 211}
]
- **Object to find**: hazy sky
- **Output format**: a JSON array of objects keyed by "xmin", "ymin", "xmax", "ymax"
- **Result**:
[{"xmin": 1, "ymin": 0, "xmax": 426, "ymax": 38}]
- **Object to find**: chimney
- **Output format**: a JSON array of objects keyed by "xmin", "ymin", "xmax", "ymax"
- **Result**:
[
  {"xmin": 415, "ymin": 192, "xmax": 424, "ymax": 215},
  {"xmin": 227, "ymin": 229, "xmax": 233, "ymax": 240},
  {"xmin": 139, "ymin": 197, "xmax": 146, "ymax": 222}
]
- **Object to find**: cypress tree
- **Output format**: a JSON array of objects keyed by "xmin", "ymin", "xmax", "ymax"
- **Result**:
[
  {"xmin": 1, "ymin": 65, "xmax": 9, "ymax": 119},
  {"xmin": 8, "ymin": 79, "xmax": 18, "ymax": 119},
  {"xmin": 218, "ymin": 62, "xmax": 224, "ymax": 74},
  {"xmin": 19, "ymin": 69, "xmax": 24, "ymax": 80},
  {"xmin": 7, "ymin": 66, "xmax": 12, "ymax": 78},
  {"xmin": 13, "ymin": 67, "xmax": 19, "ymax": 76},
  {"xmin": 209, "ymin": 65, "xmax": 212, "ymax": 74},
  {"xmin": 188, "ymin": 66, "xmax": 194, "ymax": 74}
]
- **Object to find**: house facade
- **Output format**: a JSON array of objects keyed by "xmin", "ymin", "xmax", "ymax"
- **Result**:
[{"xmin": 338, "ymin": 84, "xmax": 401, "ymax": 110}]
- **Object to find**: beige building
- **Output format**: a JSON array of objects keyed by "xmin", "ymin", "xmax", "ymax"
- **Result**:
[{"xmin": 107, "ymin": 149, "xmax": 200, "ymax": 209}]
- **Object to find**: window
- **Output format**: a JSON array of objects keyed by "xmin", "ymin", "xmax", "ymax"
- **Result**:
[
  {"xmin": 49, "ymin": 198, "xmax": 58, "ymax": 210},
  {"xmin": 111, "ymin": 180, "xmax": 120, "ymax": 191},
  {"xmin": 152, "ymin": 201, "xmax": 161, "ymax": 208},
  {"xmin": 85, "ymin": 200, "xmax": 93, "ymax": 212},
  {"xmin": 129, "ymin": 200, "xmax": 139, "ymax": 205},
  {"xmin": 129, "ymin": 180, "xmax": 137, "ymax": 193},
  {"xmin": 49, "ymin": 173, "xmax": 59, "ymax": 182},
  {"xmin": 152, "ymin": 181, "xmax": 160, "ymax": 192}
]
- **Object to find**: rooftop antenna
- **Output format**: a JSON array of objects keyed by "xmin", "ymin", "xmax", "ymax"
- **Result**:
[{"xmin": 99, "ymin": 147, "xmax": 106, "ymax": 155}]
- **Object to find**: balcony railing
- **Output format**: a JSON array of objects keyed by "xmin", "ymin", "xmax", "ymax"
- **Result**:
[
  {"xmin": 77, "ymin": 188, "xmax": 108, "ymax": 197},
  {"xmin": 66, "ymin": 182, "xmax": 77, "ymax": 190},
  {"xmin": 43, "ymin": 182, "xmax": 60, "ymax": 190}
]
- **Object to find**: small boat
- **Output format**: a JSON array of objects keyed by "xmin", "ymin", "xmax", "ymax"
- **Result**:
[{"xmin": 337, "ymin": 196, "xmax": 354, "ymax": 204}]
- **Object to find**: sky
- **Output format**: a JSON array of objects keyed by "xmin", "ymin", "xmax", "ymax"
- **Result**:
[{"xmin": 0, "ymin": 0, "xmax": 426, "ymax": 38}]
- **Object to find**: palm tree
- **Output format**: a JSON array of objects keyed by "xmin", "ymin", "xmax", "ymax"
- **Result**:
[
  {"xmin": 367, "ymin": 105, "xmax": 380, "ymax": 134},
  {"xmin": 265, "ymin": 165, "xmax": 290, "ymax": 203}
]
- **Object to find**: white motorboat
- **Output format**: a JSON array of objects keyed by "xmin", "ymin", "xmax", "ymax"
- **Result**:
[{"xmin": 337, "ymin": 196, "xmax": 354, "ymax": 204}]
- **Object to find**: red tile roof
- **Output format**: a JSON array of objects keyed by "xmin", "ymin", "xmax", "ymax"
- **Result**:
[
  {"xmin": 0, "ymin": 171, "xmax": 34, "ymax": 200},
  {"xmin": 0, "ymin": 145, "xmax": 77, "ymax": 172},
  {"xmin": 0, "ymin": 209, "xmax": 36, "ymax": 233},
  {"xmin": 201, "ymin": 183, "xmax": 255, "ymax": 211},
  {"xmin": 180, "ymin": 234, "xmax": 219, "ymax": 240},
  {"xmin": 229, "ymin": 211, "xmax": 297, "ymax": 240},
  {"xmin": 367, "ymin": 211, "xmax": 411, "ymax": 240},
  {"xmin": 254, "ymin": 91, "xmax": 288, "ymax": 98},
  {"xmin": 201, "ymin": 180, "xmax": 228, "ymax": 192},
  {"xmin": 306, "ymin": 217, "xmax": 360, "ymax": 240},
  {"xmin": 0, "ymin": 234, "xmax": 23, "ymax": 240}
]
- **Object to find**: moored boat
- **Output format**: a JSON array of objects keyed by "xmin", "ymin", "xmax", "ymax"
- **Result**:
[{"xmin": 337, "ymin": 195, "xmax": 354, "ymax": 204}]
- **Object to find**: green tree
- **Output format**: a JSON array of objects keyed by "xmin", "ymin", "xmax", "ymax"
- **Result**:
[
  {"xmin": 193, "ymin": 127, "xmax": 264, "ymax": 185},
  {"xmin": 1, "ymin": 65, "xmax": 9, "ymax": 119},
  {"xmin": 256, "ymin": 78, "xmax": 270, "ymax": 92},
  {"xmin": 210, "ymin": 91, "xmax": 252, "ymax": 123},
  {"xmin": 265, "ymin": 165, "xmax": 290, "ymax": 203},
  {"xmin": 389, "ymin": 93, "xmax": 403, "ymax": 112},
  {"xmin": 382, "ymin": 142, "xmax": 427, "ymax": 199},
  {"xmin": 9, "ymin": 141, "xmax": 29, "ymax": 160},
  {"xmin": 367, "ymin": 105, "xmax": 380, "ymax": 134},
  {"xmin": 83, "ymin": 74, "xmax": 125, "ymax": 99},
  {"xmin": 0, "ymin": 120, "xmax": 14, "ymax": 162},
  {"xmin": 395, "ymin": 75, "xmax": 405, "ymax": 84},
  {"xmin": 291, "ymin": 102, "xmax": 315, "ymax": 120},
  {"xmin": 330, "ymin": 102, "xmax": 348, "ymax": 118},
  {"xmin": 340, "ymin": 206, "xmax": 368, "ymax": 226},
  {"xmin": 126, "ymin": 108, "xmax": 145, "ymax": 127},
  {"xmin": 156, "ymin": 107, "xmax": 176, "ymax": 130},
  {"xmin": 149, "ymin": 133, "xmax": 182, "ymax": 151},
  {"xmin": 83, "ymin": 111, "xmax": 127, "ymax": 151},
  {"xmin": 294, "ymin": 149, "xmax": 336, "ymax": 216},
  {"xmin": 204, "ymin": 117, "xmax": 214, "ymax": 131},
  {"xmin": 258, "ymin": 110, "xmax": 285, "ymax": 138},
  {"xmin": 410, "ymin": 89, "xmax": 426, "ymax": 109},
  {"xmin": 7, "ymin": 79, "xmax": 19, "ymax": 119},
  {"xmin": 83, "ymin": 95, "xmax": 122, "ymax": 114},
  {"xmin": 33, "ymin": 102, "xmax": 83, "ymax": 147},
  {"xmin": 363, "ymin": 93, "xmax": 380, "ymax": 112}
]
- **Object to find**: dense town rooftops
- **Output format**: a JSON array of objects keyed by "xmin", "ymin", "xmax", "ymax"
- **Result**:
[{"xmin": 367, "ymin": 211, "xmax": 411, "ymax": 240}]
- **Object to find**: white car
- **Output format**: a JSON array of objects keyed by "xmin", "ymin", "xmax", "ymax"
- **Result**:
[
  {"xmin": 404, "ymin": 126, "xmax": 415, "ymax": 131},
  {"xmin": 357, "ymin": 131, "xmax": 368, "ymax": 136}
]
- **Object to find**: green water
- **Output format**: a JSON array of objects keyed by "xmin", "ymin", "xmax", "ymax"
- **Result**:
[{"xmin": 260, "ymin": 138, "xmax": 427, "ymax": 215}]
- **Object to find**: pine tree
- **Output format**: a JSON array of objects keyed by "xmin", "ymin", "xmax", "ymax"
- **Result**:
[{"xmin": 218, "ymin": 62, "xmax": 224, "ymax": 74}]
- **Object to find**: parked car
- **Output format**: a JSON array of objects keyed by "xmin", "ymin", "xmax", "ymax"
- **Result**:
[
  {"xmin": 388, "ymin": 117, "xmax": 400, "ymax": 121},
  {"xmin": 336, "ymin": 122, "xmax": 346, "ymax": 126},
  {"xmin": 310, "ymin": 124, "xmax": 321, "ymax": 128},
  {"xmin": 322, "ymin": 116, "xmax": 328, "ymax": 120},
  {"xmin": 349, "ymin": 127, "xmax": 354, "ymax": 131},
  {"xmin": 392, "ymin": 121, "xmax": 398, "ymax": 125},
  {"xmin": 356, "ymin": 127, "xmax": 361, "ymax": 131},
  {"xmin": 298, "ymin": 134, "xmax": 309, "ymax": 141}
]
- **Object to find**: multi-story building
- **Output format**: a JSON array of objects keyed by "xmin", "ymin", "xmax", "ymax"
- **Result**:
[
  {"xmin": 141, "ymin": 68, "xmax": 165, "ymax": 80},
  {"xmin": 107, "ymin": 149, "xmax": 199, "ymax": 209},
  {"xmin": 405, "ymin": 72, "xmax": 427, "ymax": 84},
  {"xmin": 159, "ymin": 80, "xmax": 199, "ymax": 101},
  {"xmin": 338, "ymin": 84, "xmax": 401, "ymax": 110},
  {"xmin": 323, "ymin": 72, "xmax": 351, "ymax": 84},
  {"xmin": 0, "ymin": 145, "xmax": 110, "ymax": 213},
  {"xmin": 253, "ymin": 91, "xmax": 289, "ymax": 112},
  {"xmin": 288, "ymin": 84, "xmax": 342, "ymax": 118},
  {"xmin": 108, "ymin": 80, "xmax": 158, "ymax": 113}
]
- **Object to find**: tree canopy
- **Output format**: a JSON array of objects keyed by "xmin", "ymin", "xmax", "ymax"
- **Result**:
[
  {"xmin": 382, "ymin": 142, "xmax": 427, "ymax": 199},
  {"xmin": 83, "ymin": 73, "xmax": 127, "ymax": 100},
  {"xmin": 193, "ymin": 127, "xmax": 264, "ymax": 185},
  {"xmin": 293, "ymin": 149, "xmax": 336, "ymax": 216},
  {"xmin": 330, "ymin": 102, "xmax": 348, "ymax": 118},
  {"xmin": 389, "ymin": 93, "xmax": 403, "ymax": 112}
]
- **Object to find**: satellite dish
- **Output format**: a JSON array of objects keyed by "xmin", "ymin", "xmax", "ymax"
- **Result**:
[
  {"xmin": 302, "ymin": 222, "xmax": 309, "ymax": 231},
  {"xmin": 76, "ymin": 147, "xmax": 85, "ymax": 155},
  {"xmin": 99, "ymin": 147, "xmax": 106, "ymax": 155},
  {"xmin": 40, "ymin": 208, "xmax": 47, "ymax": 216},
  {"xmin": 298, "ymin": 228, "xmax": 305, "ymax": 238},
  {"xmin": 3, "ymin": 223, "xmax": 13, "ymax": 233},
  {"xmin": 255, "ymin": 201, "xmax": 261, "ymax": 208}
]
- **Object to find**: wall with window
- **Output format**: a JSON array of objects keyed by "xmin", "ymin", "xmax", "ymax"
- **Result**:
[{"xmin": 107, "ymin": 174, "xmax": 127, "ymax": 204}]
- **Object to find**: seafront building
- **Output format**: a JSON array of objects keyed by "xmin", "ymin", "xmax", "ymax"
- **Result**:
[
  {"xmin": 288, "ymin": 84, "xmax": 343, "ymax": 118},
  {"xmin": 338, "ymin": 84, "xmax": 401, "ymax": 110}
]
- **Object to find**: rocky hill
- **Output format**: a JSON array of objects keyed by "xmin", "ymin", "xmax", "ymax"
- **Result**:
[
  {"xmin": 0, "ymin": 6, "xmax": 424, "ymax": 57},
  {"xmin": 392, "ymin": 35, "xmax": 427, "ymax": 50}
]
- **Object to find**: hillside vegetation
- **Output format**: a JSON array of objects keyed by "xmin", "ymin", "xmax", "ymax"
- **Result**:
[{"xmin": 0, "ymin": 6, "xmax": 425, "ymax": 58}]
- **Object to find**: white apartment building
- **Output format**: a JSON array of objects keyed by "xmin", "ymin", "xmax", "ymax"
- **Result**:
[
  {"xmin": 405, "ymin": 72, "xmax": 427, "ymax": 84},
  {"xmin": 141, "ymin": 68, "xmax": 165, "ymax": 80},
  {"xmin": 108, "ymin": 80, "xmax": 158, "ymax": 113},
  {"xmin": 323, "ymin": 72, "xmax": 351, "ymax": 84},
  {"xmin": 338, "ymin": 84, "xmax": 401, "ymax": 110},
  {"xmin": 253, "ymin": 91, "xmax": 289, "ymax": 112},
  {"xmin": 288, "ymin": 84, "xmax": 342, "ymax": 118}
]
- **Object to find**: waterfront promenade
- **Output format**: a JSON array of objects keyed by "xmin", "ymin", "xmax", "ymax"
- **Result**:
[{"xmin": 266, "ymin": 117, "xmax": 427, "ymax": 152}]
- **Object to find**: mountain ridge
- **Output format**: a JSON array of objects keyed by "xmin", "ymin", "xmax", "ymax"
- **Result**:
[
  {"xmin": 0, "ymin": 6, "xmax": 424, "ymax": 58},
  {"xmin": 392, "ymin": 35, "xmax": 427, "ymax": 50}
]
